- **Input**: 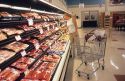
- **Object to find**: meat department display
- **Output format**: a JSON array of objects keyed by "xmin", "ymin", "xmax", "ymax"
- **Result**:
[{"xmin": 0, "ymin": 8, "xmax": 69, "ymax": 81}]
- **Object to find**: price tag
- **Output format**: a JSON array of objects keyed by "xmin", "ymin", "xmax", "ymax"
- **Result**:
[
  {"xmin": 53, "ymin": 25, "xmax": 55, "ymax": 29},
  {"xmin": 55, "ymin": 27, "xmax": 59, "ymax": 31},
  {"xmin": 44, "ymin": 18, "xmax": 47, "ymax": 21},
  {"xmin": 47, "ymin": 26, "xmax": 50, "ymax": 31},
  {"xmin": 27, "ymin": 19, "xmax": 33, "ymax": 26},
  {"xmin": 15, "ymin": 35, "xmax": 21, "ymax": 41},
  {"xmin": 47, "ymin": 18, "xmax": 50, "ymax": 21},
  {"xmin": 34, "ymin": 43, "xmax": 40, "ymax": 50},
  {"xmin": 39, "ymin": 29, "xmax": 43, "ymax": 34},
  {"xmin": 50, "ymin": 45, "xmax": 52, "ymax": 49},
  {"xmin": 21, "ymin": 50, "xmax": 27, "ymax": 57}
]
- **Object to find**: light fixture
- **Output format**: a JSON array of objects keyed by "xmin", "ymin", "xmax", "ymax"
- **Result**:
[{"xmin": 79, "ymin": 0, "xmax": 85, "ymax": 8}]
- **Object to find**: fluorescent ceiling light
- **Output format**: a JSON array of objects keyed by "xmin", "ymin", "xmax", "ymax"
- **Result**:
[{"xmin": 79, "ymin": 3, "xmax": 84, "ymax": 8}]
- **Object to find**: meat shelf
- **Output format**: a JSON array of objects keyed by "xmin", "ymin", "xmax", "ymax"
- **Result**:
[
  {"xmin": 0, "ymin": 29, "xmax": 40, "ymax": 47},
  {"xmin": 0, "ymin": 29, "xmax": 61, "ymax": 71}
]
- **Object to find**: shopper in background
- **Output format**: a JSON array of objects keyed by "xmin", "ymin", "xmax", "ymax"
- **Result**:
[{"xmin": 64, "ymin": 13, "xmax": 81, "ymax": 57}]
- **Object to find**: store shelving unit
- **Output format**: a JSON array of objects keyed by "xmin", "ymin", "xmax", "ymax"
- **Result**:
[{"xmin": 0, "ymin": 1, "xmax": 71, "ymax": 81}]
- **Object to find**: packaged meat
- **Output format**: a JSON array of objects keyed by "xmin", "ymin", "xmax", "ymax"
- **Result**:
[
  {"xmin": 17, "ymin": 25, "xmax": 34, "ymax": 31},
  {"xmin": 0, "ymin": 12, "xmax": 12, "ymax": 17},
  {"xmin": 28, "ymin": 49, "xmax": 42, "ymax": 58},
  {"xmin": 41, "ymin": 54, "xmax": 60, "ymax": 63},
  {"xmin": 37, "ymin": 62, "xmax": 49, "ymax": 70},
  {"xmin": 34, "ymin": 23, "xmax": 43, "ymax": 29},
  {"xmin": 46, "ymin": 62, "xmax": 56, "ymax": 69},
  {"xmin": 3, "ymin": 42, "xmax": 29, "ymax": 52},
  {"xmin": 0, "ymin": 67, "xmax": 20, "ymax": 81},
  {"xmin": 21, "ymin": 79, "xmax": 40, "ymax": 81},
  {"xmin": 1, "ymin": 28, "xmax": 24, "ymax": 36},
  {"xmin": 24, "ymin": 69, "xmax": 51, "ymax": 81},
  {"xmin": 35, "ymin": 34, "xmax": 45, "ymax": 40},
  {"xmin": 41, "ymin": 15, "xmax": 49, "ymax": 21},
  {"xmin": 31, "ymin": 60, "xmax": 42, "ymax": 70},
  {"xmin": 21, "ymin": 12, "xmax": 41, "ymax": 19},
  {"xmin": 11, "ymin": 57, "xmax": 35, "ymax": 71},
  {"xmin": 0, "ymin": 31, "xmax": 7, "ymax": 41},
  {"xmin": 12, "ymin": 62, "xmax": 28, "ymax": 71},
  {"xmin": 0, "ymin": 50, "xmax": 15, "ymax": 64}
]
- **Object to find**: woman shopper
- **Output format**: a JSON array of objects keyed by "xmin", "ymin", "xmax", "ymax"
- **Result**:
[{"xmin": 64, "ymin": 14, "xmax": 81, "ymax": 57}]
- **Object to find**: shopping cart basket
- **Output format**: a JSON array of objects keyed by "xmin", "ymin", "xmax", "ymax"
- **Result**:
[{"xmin": 75, "ymin": 29, "xmax": 107, "ymax": 79}]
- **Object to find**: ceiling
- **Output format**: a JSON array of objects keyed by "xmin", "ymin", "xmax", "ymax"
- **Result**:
[
  {"xmin": 65, "ymin": 0, "xmax": 125, "ymax": 5},
  {"xmin": 65, "ymin": 0, "xmax": 104, "ymax": 5}
]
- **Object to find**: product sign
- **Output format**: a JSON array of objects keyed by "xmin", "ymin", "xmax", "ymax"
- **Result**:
[
  {"xmin": 55, "ymin": 27, "xmax": 59, "ymax": 31},
  {"xmin": 34, "ymin": 43, "xmax": 40, "ymax": 50},
  {"xmin": 15, "ymin": 35, "xmax": 21, "ymax": 41},
  {"xmin": 39, "ymin": 29, "xmax": 43, "ymax": 34},
  {"xmin": 21, "ymin": 50, "xmax": 27, "ymax": 57},
  {"xmin": 27, "ymin": 19, "xmax": 33, "ymax": 26},
  {"xmin": 53, "ymin": 25, "xmax": 55, "ymax": 29},
  {"xmin": 47, "ymin": 26, "xmax": 50, "ymax": 31}
]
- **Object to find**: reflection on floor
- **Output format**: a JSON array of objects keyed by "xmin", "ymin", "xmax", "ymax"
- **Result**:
[{"xmin": 64, "ymin": 28, "xmax": 125, "ymax": 81}]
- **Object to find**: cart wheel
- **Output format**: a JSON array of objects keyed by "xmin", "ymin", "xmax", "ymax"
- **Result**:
[
  {"xmin": 78, "ymin": 71, "xmax": 80, "ymax": 77},
  {"xmin": 87, "ymin": 74, "xmax": 90, "ymax": 80},
  {"xmin": 102, "ymin": 66, "xmax": 104, "ymax": 70}
]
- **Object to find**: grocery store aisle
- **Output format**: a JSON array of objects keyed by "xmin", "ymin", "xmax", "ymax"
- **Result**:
[{"xmin": 64, "ymin": 28, "xmax": 125, "ymax": 81}]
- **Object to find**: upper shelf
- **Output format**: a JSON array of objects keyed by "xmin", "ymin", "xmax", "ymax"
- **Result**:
[{"xmin": 0, "ymin": 0, "xmax": 71, "ymax": 15}]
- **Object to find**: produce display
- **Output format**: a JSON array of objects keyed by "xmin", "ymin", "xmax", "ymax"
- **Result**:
[{"xmin": 0, "ymin": 9, "xmax": 69, "ymax": 81}]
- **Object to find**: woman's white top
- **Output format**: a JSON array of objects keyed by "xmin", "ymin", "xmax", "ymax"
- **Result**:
[{"xmin": 67, "ymin": 18, "xmax": 76, "ymax": 33}]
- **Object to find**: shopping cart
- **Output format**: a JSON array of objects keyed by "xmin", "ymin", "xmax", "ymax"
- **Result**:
[{"xmin": 75, "ymin": 29, "xmax": 107, "ymax": 79}]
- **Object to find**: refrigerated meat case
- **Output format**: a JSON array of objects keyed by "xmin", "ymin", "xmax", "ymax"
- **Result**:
[{"xmin": 0, "ymin": 1, "xmax": 71, "ymax": 81}]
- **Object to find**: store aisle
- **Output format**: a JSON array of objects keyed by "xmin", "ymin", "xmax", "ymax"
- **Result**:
[{"xmin": 64, "ymin": 28, "xmax": 125, "ymax": 81}]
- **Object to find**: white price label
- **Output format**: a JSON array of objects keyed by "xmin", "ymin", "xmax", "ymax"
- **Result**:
[
  {"xmin": 53, "ymin": 25, "xmax": 55, "ymax": 29},
  {"xmin": 15, "ymin": 35, "xmax": 21, "ymax": 41},
  {"xmin": 47, "ymin": 18, "xmax": 50, "ymax": 21},
  {"xmin": 50, "ymin": 46, "xmax": 52, "ymax": 49},
  {"xmin": 27, "ymin": 19, "xmax": 33, "ymax": 26},
  {"xmin": 39, "ymin": 29, "xmax": 43, "ymax": 34},
  {"xmin": 47, "ymin": 26, "xmax": 50, "ymax": 31},
  {"xmin": 44, "ymin": 18, "xmax": 47, "ymax": 21},
  {"xmin": 55, "ymin": 27, "xmax": 59, "ymax": 31},
  {"xmin": 21, "ymin": 50, "xmax": 27, "ymax": 57},
  {"xmin": 34, "ymin": 43, "xmax": 40, "ymax": 50}
]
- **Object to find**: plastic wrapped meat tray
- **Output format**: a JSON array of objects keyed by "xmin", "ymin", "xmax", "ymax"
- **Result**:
[
  {"xmin": 24, "ymin": 69, "xmax": 51, "ymax": 81},
  {"xmin": 0, "ymin": 31, "xmax": 7, "ymax": 41},
  {"xmin": 0, "ymin": 67, "xmax": 21, "ymax": 81},
  {"xmin": 1, "ymin": 28, "xmax": 24, "ymax": 36},
  {"xmin": 27, "ymin": 49, "xmax": 42, "ymax": 58},
  {"xmin": 3, "ymin": 42, "xmax": 29, "ymax": 52},
  {"xmin": 40, "ymin": 54, "xmax": 61, "ymax": 63},
  {"xmin": 0, "ymin": 50, "xmax": 15, "ymax": 64},
  {"xmin": 11, "ymin": 57, "xmax": 34, "ymax": 71},
  {"xmin": 17, "ymin": 25, "xmax": 35, "ymax": 31}
]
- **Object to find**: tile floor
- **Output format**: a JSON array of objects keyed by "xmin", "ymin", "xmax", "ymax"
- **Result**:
[{"xmin": 64, "ymin": 28, "xmax": 125, "ymax": 81}]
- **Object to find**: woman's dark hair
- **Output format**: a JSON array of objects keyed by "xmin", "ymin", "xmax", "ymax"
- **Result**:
[{"xmin": 76, "ymin": 16, "xmax": 79, "ymax": 19}]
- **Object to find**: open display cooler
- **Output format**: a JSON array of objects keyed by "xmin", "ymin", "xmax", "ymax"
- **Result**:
[{"xmin": 0, "ymin": 1, "xmax": 71, "ymax": 81}]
